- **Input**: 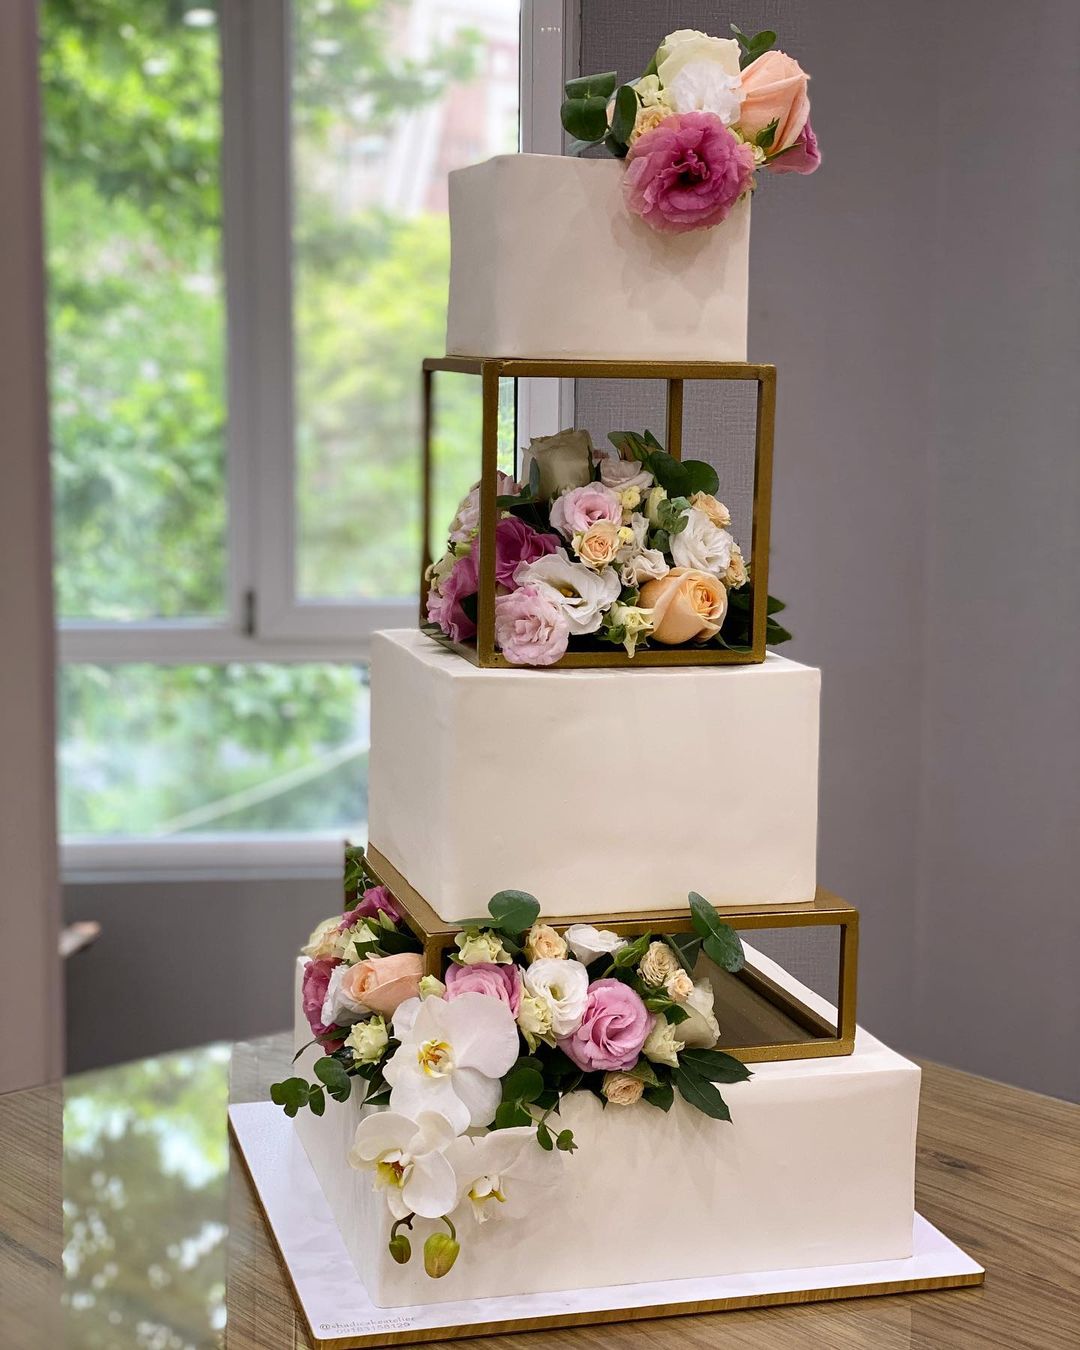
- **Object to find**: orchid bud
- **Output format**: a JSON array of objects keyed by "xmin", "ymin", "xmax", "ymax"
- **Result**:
[
  {"xmin": 423, "ymin": 1231, "xmax": 460, "ymax": 1278},
  {"xmin": 387, "ymin": 1233, "xmax": 411, "ymax": 1265}
]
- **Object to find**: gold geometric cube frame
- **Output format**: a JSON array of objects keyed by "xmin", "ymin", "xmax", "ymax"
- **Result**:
[
  {"xmin": 420, "ymin": 357, "xmax": 777, "ymax": 668},
  {"xmin": 364, "ymin": 844, "xmax": 857, "ymax": 1065}
]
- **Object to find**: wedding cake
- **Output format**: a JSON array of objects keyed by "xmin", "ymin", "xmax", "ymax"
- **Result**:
[{"xmin": 272, "ymin": 23, "xmax": 922, "ymax": 1317}]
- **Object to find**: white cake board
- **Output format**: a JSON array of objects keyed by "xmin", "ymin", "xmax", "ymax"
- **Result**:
[{"xmin": 229, "ymin": 1103, "xmax": 983, "ymax": 1348}]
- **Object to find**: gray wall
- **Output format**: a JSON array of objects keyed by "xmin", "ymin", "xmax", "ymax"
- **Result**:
[{"xmin": 580, "ymin": 0, "xmax": 1080, "ymax": 1101}]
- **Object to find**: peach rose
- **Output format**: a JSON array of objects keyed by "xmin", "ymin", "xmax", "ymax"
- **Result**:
[
  {"xmin": 602, "ymin": 1072, "xmax": 645, "ymax": 1106},
  {"xmin": 340, "ymin": 952, "xmax": 422, "ymax": 1017},
  {"xmin": 574, "ymin": 521, "xmax": 621, "ymax": 570},
  {"xmin": 638, "ymin": 568, "xmax": 728, "ymax": 644},
  {"xmin": 738, "ymin": 50, "xmax": 810, "ymax": 154}
]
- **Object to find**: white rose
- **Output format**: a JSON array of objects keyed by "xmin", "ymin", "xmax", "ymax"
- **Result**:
[
  {"xmin": 643, "ymin": 1018, "xmax": 685, "ymax": 1068},
  {"xmin": 521, "ymin": 429, "xmax": 595, "ymax": 501},
  {"xmin": 455, "ymin": 929, "xmax": 512, "ymax": 965},
  {"xmin": 321, "ymin": 963, "xmax": 370, "ymax": 1028},
  {"xmin": 599, "ymin": 455, "xmax": 654, "ymax": 495},
  {"xmin": 302, "ymin": 915, "xmax": 343, "ymax": 960},
  {"xmin": 656, "ymin": 30, "xmax": 742, "ymax": 82},
  {"xmin": 524, "ymin": 923, "xmax": 567, "ymax": 962},
  {"xmin": 670, "ymin": 507, "xmax": 735, "ymax": 576},
  {"xmin": 564, "ymin": 924, "xmax": 627, "ymax": 965},
  {"xmin": 418, "ymin": 974, "xmax": 446, "ymax": 999},
  {"xmin": 516, "ymin": 992, "xmax": 554, "ymax": 1051},
  {"xmin": 523, "ymin": 958, "xmax": 590, "ymax": 1037},
  {"xmin": 346, "ymin": 1014, "xmax": 389, "ymax": 1064},
  {"xmin": 621, "ymin": 547, "xmax": 670, "ymax": 588},
  {"xmin": 665, "ymin": 969, "xmax": 695, "ymax": 1003},
  {"xmin": 602, "ymin": 1072, "xmax": 644, "ymax": 1106},
  {"xmin": 514, "ymin": 549, "xmax": 620, "ymax": 636},
  {"xmin": 679, "ymin": 979, "xmax": 722, "ymax": 1049},
  {"xmin": 638, "ymin": 940, "xmax": 680, "ymax": 988},
  {"xmin": 665, "ymin": 60, "xmax": 742, "ymax": 124}
]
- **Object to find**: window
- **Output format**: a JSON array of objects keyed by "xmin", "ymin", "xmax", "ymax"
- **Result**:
[{"xmin": 46, "ymin": 0, "xmax": 570, "ymax": 874}]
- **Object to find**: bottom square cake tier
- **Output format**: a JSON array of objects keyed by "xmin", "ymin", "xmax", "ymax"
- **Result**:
[{"xmin": 290, "ymin": 949, "xmax": 918, "ymax": 1309}]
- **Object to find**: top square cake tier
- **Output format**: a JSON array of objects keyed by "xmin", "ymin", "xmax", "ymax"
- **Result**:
[
  {"xmin": 367, "ymin": 629, "xmax": 819, "ymax": 920},
  {"xmin": 445, "ymin": 154, "xmax": 750, "ymax": 361}
]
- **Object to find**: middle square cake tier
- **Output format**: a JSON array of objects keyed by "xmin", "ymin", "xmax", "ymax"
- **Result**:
[{"xmin": 368, "ymin": 630, "xmax": 820, "ymax": 919}]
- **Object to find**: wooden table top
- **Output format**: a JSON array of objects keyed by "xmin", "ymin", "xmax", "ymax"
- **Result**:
[{"xmin": 1, "ymin": 1033, "xmax": 1077, "ymax": 1350}]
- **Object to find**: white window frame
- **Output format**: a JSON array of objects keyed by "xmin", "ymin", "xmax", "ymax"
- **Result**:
[{"xmin": 58, "ymin": 0, "xmax": 577, "ymax": 878}]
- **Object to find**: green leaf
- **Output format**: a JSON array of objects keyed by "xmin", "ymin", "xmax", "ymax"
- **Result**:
[
  {"xmin": 307, "ymin": 1086, "xmax": 326, "ymax": 1117},
  {"xmin": 662, "ymin": 932, "xmax": 702, "ymax": 975},
  {"xmin": 664, "ymin": 1004, "xmax": 690, "ymax": 1026},
  {"xmin": 560, "ymin": 95, "xmax": 609, "ymax": 143},
  {"xmin": 688, "ymin": 893, "xmax": 745, "ymax": 972},
  {"xmin": 612, "ymin": 932, "xmax": 651, "ymax": 969},
  {"xmin": 536, "ymin": 1121, "xmax": 554, "ymax": 1151},
  {"xmin": 643, "ymin": 1080, "xmax": 674, "ymax": 1112},
  {"xmin": 680, "ymin": 459, "xmax": 720, "ymax": 497},
  {"xmin": 501, "ymin": 1065, "xmax": 545, "ymax": 1104},
  {"xmin": 555, "ymin": 1129, "xmax": 578, "ymax": 1153},
  {"xmin": 766, "ymin": 619, "xmax": 793, "ymax": 645},
  {"xmin": 678, "ymin": 1048, "xmax": 752, "ymax": 1085},
  {"xmin": 756, "ymin": 118, "xmax": 779, "ymax": 151},
  {"xmin": 609, "ymin": 83, "xmax": 637, "ymax": 146},
  {"xmin": 607, "ymin": 430, "xmax": 651, "ymax": 462},
  {"xmin": 373, "ymin": 926, "xmax": 424, "ymax": 956},
  {"xmin": 564, "ymin": 71, "xmax": 618, "ymax": 100},
  {"xmin": 603, "ymin": 130, "xmax": 629, "ymax": 160},
  {"xmin": 767, "ymin": 595, "xmax": 786, "ymax": 614},
  {"xmin": 314, "ymin": 1056, "xmax": 353, "ymax": 1102},
  {"xmin": 363, "ymin": 1085, "xmax": 392, "ymax": 1108},
  {"xmin": 494, "ymin": 1100, "xmax": 533, "ymax": 1130},
  {"xmin": 621, "ymin": 1059, "xmax": 660, "ymax": 1087},
  {"xmin": 673, "ymin": 1068, "xmax": 732, "ymax": 1122},
  {"xmin": 487, "ymin": 889, "xmax": 541, "ymax": 935}
]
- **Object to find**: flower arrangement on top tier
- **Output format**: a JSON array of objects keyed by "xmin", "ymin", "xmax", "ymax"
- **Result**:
[
  {"xmin": 561, "ymin": 24, "xmax": 819, "ymax": 234},
  {"xmin": 424, "ymin": 427, "xmax": 791, "ymax": 666},
  {"xmin": 273, "ymin": 849, "xmax": 751, "ymax": 1281}
]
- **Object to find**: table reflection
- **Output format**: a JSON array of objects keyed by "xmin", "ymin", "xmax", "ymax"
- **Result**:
[{"xmin": 63, "ymin": 1044, "xmax": 231, "ymax": 1350}]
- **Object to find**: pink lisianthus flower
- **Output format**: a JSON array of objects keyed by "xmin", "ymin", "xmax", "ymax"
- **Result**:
[
  {"xmin": 494, "ymin": 515, "xmax": 559, "ymax": 588},
  {"xmin": 549, "ymin": 483, "xmax": 623, "ymax": 539},
  {"xmin": 339, "ymin": 884, "xmax": 402, "ymax": 929},
  {"xmin": 557, "ymin": 978, "xmax": 652, "ymax": 1072},
  {"xmin": 494, "ymin": 584, "xmax": 570, "ymax": 666},
  {"xmin": 302, "ymin": 956, "xmax": 343, "ymax": 1044},
  {"xmin": 765, "ymin": 119, "xmax": 820, "ymax": 176},
  {"xmin": 425, "ymin": 551, "xmax": 478, "ymax": 642},
  {"xmin": 445, "ymin": 960, "xmax": 523, "ymax": 1015},
  {"xmin": 624, "ymin": 111, "xmax": 755, "ymax": 234}
]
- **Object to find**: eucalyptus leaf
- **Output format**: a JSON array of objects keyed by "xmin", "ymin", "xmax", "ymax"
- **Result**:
[
  {"xmin": 555, "ymin": 1129, "xmax": 578, "ymax": 1153},
  {"xmin": 609, "ymin": 83, "xmax": 638, "ymax": 146},
  {"xmin": 307, "ymin": 1086, "xmax": 326, "ymax": 1117},
  {"xmin": 488, "ymin": 889, "xmax": 541, "ymax": 934},
  {"xmin": 561, "ymin": 95, "xmax": 609, "ymax": 144},
  {"xmin": 501, "ymin": 1065, "xmax": 545, "ymax": 1104},
  {"xmin": 662, "ymin": 932, "xmax": 702, "ymax": 975},
  {"xmin": 494, "ymin": 1100, "xmax": 533, "ymax": 1130},
  {"xmin": 537, "ymin": 1121, "xmax": 554, "ymax": 1151},
  {"xmin": 564, "ymin": 71, "xmax": 618, "ymax": 100},
  {"xmin": 314, "ymin": 1056, "xmax": 353, "ymax": 1102}
]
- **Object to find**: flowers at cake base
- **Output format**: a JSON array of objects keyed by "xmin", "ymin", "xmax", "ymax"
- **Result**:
[
  {"xmin": 348, "ymin": 1110, "xmax": 459, "ymax": 1220},
  {"xmin": 384, "ymin": 991, "xmax": 520, "ymax": 1134},
  {"xmin": 446, "ymin": 1126, "xmax": 555, "ymax": 1224},
  {"xmin": 623, "ymin": 111, "xmax": 756, "ymax": 235},
  {"xmin": 557, "ymin": 978, "xmax": 652, "ymax": 1073}
]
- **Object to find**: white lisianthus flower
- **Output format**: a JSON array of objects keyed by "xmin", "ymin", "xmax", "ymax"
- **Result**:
[
  {"xmin": 348, "ymin": 1110, "xmax": 458, "ymax": 1220},
  {"xmin": 643, "ymin": 1018, "xmax": 685, "ymax": 1068},
  {"xmin": 620, "ymin": 547, "xmax": 670, "ymax": 588},
  {"xmin": 516, "ymin": 992, "xmax": 555, "ymax": 1051},
  {"xmin": 447, "ymin": 1126, "xmax": 558, "ymax": 1224},
  {"xmin": 346, "ymin": 1014, "xmax": 389, "ymax": 1064},
  {"xmin": 418, "ymin": 974, "xmax": 447, "ymax": 999},
  {"xmin": 455, "ymin": 929, "xmax": 511, "ymax": 965},
  {"xmin": 599, "ymin": 455, "xmax": 654, "ymax": 495},
  {"xmin": 678, "ymin": 979, "xmax": 722, "ymax": 1049},
  {"xmin": 665, "ymin": 60, "xmax": 742, "ymax": 124},
  {"xmin": 513, "ymin": 550, "xmax": 621, "ymax": 636},
  {"xmin": 302, "ymin": 915, "xmax": 343, "ymax": 960},
  {"xmin": 522, "ymin": 958, "xmax": 590, "ymax": 1038},
  {"xmin": 670, "ymin": 507, "xmax": 735, "ymax": 576},
  {"xmin": 656, "ymin": 30, "xmax": 742, "ymax": 82},
  {"xmin": 321, "ymin": 962, "xmax": 371, "ymax": 1028},
  {"xmin": 384, "ymin": 992, "xmax": 520, "ymax": 1134},
  {"xmin": 564, "ymin": 924, "xmax": 627, "ymax": 965}
]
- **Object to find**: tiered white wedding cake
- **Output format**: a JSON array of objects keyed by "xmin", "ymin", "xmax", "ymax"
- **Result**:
[{"xmin": 274, "ymin": 23, "xmax": 922, "ymax": 1316}]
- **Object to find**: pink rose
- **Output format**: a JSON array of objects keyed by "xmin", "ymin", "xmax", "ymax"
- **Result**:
[
  {"xmin": 738, "ymin": 50, "xmax": 810, "ymax": 154},
  {"xmin": 549, "ymin": 483, "xmax": 622, "ymax": 539},
  {"xmin": 339, "ymin": 952, "xmax": 423, "ymax": 1017},
  {"xmin": 493, "ymin": 516, "xmax": 559, "ymax": 589},
  {"xmin": 624, "ymin": 111, "xmax": 755, "ymax": 235},
  {"xmin": 339, "ymin": 884, "xmax": 402, "ymax": 929},
  {"xmin": 557, "ymin": 979, "xmax": 652, "ymax": 1073},
  {"xmin": 426, "ymin": 552, "xmax": 478, "ymax": 642},
  {"xmin": 494, "ymin": 584, "xmax": 570, "ymax": 666},
  {"xmin": 765, "ymin": 119, "xmax": 820, "ymax": 176},
  {"xmin": 302, "ymin": 956, "xmax": 343, "ymax": 1041},
  {"xmin": 445, "ymin": 961, "xmax": 522, "ymax": 1014}
]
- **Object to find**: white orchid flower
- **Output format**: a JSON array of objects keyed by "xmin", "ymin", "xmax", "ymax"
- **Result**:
[
  {"xmin": 522, "ymin": 958, "xmax": 590, "ymax": 1038},
  {"xmin": 348, "ymin": 1110, "xmax": 458, "ymax": 1220},
  {"xmin": 384, "ymin": 992, "xmax": 519, "ymax": 1134},
  {"xmin": 447, "ymin": 1126, "xmax": 559, "ymax": 1225}
]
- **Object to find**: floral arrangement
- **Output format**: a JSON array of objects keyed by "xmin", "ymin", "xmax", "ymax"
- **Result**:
[
  {"xmin": 561, "ymin": 25, "xmax": 819, "ymax": 234},
  {"xmin": 424, "ymin": 427, "xmax": 791, "ymax": 666},
  {"xmin": 273, "ymin": 849, "xmax": 751, "ymax": 1280}
]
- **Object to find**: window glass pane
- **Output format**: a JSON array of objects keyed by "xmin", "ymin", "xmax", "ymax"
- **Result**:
[
  {"xmin": 59, "ymin": 665, "xmax": 368, "ymax": 836},
  {"xmin": 42, "ymin": 1, "xmax": 228, "ymax": 621},
  {"xmin": 292, "ymin": 0, "xmax": 520, "ymax": 601}
]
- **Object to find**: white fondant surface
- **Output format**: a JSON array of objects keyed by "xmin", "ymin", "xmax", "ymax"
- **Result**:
[
  {"xmin": 367, "ymin": 629, "xmax": 821, "ymax": 919},
  {"xmin": 290, "ymin": 950, "xmax": 920, "ymax": 1309},
  {"xmin": 445, "ymin": 155, "xmax": 750, "ymax": 360}
]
